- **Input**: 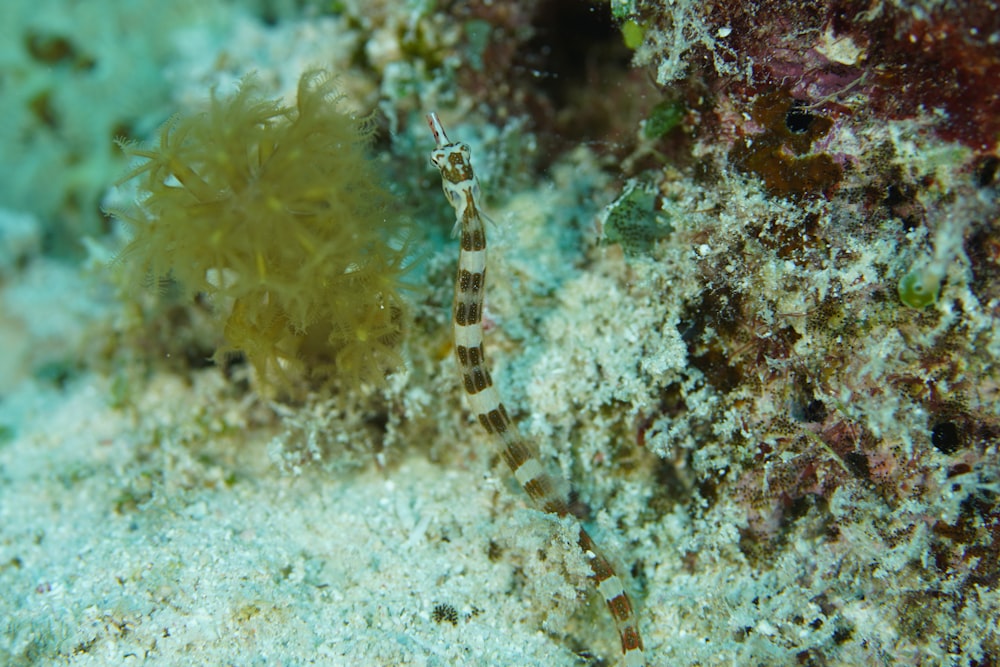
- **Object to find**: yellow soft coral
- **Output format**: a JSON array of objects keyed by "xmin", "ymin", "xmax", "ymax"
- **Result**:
[{"xmin": 113, "ymin": 70, "xmax": 412, "ymax": 390}]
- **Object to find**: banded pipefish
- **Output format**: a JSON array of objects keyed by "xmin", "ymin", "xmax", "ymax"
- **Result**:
[{"xmin": 427, "ymin": 113, "xmax": 646, "ymax": 667}]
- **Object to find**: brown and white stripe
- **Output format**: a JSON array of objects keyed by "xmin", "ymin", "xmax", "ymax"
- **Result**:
[{"xmin": 427, "ymin": 112, "xmax": 646, "ymax": 667}]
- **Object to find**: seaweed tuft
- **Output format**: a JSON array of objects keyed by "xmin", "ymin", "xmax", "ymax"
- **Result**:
[{"xmin": 112, "ymin": 70, "xmax": 413, "ymax": 391}]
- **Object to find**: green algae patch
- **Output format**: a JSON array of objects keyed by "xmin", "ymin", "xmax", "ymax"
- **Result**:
[{"xmin": 898, "ymin": 267, "xmax": 942, "ymax": 309}]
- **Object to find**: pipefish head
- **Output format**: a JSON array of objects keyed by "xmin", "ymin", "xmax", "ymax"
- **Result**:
[{"xmin": 426, "ymin": 113, "xmax": 475, "ymax": 184}]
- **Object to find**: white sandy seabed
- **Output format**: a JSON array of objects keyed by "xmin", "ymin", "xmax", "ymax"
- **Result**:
[{"xmin": 0, "ymin": 362, "xmax": 617, "ymax": 667}]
